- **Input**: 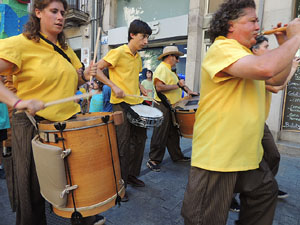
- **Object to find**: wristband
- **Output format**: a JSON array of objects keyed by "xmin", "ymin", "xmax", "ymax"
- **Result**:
[
  {"xmin": 13, "ymin": 99, "xmax": 22, "ymax": 109},
  {"xmin": 177, "ymin": 82, "xmax": 185, "ymax": 90},
  {"xmin": 81, "ymin": 70, "xmax": 88, "ymax": 82}
]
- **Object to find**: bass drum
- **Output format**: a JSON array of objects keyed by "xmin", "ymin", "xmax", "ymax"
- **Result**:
[{"xmin": 36, "ymin": 112, "xmax": 125, "ymax": 218}]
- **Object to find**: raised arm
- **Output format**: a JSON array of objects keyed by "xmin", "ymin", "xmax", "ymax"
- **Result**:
[
  {"xmin": 266, "ymin": 57, "xmax": 300, "ymax": 93},
  {"xmin": 223, "ymin": 19, "xmax": 300, "ymax": 82}
]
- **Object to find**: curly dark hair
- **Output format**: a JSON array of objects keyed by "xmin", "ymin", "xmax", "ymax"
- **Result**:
[
  {"xmin": 208, "ymin": 0, "xmax": 256, "ymax": 42},
  {"xmin": 23, "ymin": 0, "xmax": 68, "ymax": 49}
]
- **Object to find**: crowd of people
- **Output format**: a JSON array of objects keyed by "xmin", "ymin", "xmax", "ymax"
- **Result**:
[{"xmin": 1, "ymin": 0, "xmax": 300, "ymax": 225}]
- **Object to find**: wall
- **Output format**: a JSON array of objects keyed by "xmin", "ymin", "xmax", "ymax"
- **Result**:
[{"xmin": 263, "ymin": 0, "xmax": 296, "ymax": 141}]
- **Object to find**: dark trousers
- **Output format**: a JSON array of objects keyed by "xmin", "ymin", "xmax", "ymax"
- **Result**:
[
  {"xmin": 12, "ymin": 112, "xmax": 47, "ymax": 225},
  {"xmin": 181, "ymin": 159, "xmax": 278, "ymax": 225},
  {"xmin": 113, "ymin": 104, "xmax": 147, "ymax": 186},
  {"xmin": 262, "ymin": 123, "xmax": 280, "ymax": 176},
  {"xmin": 149, "ymin": 103, "xmax": 184, "ymax": 163}
]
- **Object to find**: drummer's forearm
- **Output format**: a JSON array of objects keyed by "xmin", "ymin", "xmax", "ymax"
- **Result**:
[{"xmin": 155, "ymin": 83, "xmax": 179, "ymax": 92}]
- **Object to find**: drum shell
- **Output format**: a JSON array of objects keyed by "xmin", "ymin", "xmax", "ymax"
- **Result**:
[
  {"xmin": 175, "ymin": 110, "xmax": 195, "ymax": 139},
  {"xmin": 37, "ymin": 112, "xmax": 124, "ymax": 218}
]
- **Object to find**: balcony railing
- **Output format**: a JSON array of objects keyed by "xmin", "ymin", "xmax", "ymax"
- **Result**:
[{"xmin": 65, "ymin": 0, "xmax": 89, "ymax": 27}]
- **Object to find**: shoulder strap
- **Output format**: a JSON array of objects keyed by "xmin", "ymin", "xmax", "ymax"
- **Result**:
[{"xmin": 38, "ymin": 33, "xmax": 71, "ymax": 63}]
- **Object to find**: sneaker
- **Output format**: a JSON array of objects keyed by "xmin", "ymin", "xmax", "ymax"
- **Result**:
[
  {"xmin": 278, "ymin": 190, "xmax": 289, "ymax": 199},
  {"xmin": 146, "ymin": 160, "xmax": 161, "ymax": 172},
  {"xmin": 230, "ymin": 198, "xmax": 240, "ymax": 213},
  {"xmin": 93, "ymin": 215, "xmax": 106, "ymax": 225},
  {"xmin": 127, "ymin": 175, "xmax": 145, "ymax": 187},
  {"xmin": 175, "ymin": 156, "xmax": 191, "ymax": 162}
]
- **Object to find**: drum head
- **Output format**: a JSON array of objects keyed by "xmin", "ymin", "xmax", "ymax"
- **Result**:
[
  {"xmin": 130, "ymin": 105, "xmax": 163, "ymax": 118},
  {"xmin": 173, "ymin": 95, "xmax": 200, "ymax": 111}
]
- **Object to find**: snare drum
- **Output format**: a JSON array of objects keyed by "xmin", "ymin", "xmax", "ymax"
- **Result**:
[
  {"xmin": 127, "ymin": 104, "xmax": 163, "ymax": 128},
  {"xmin": 34, "ymin": 112, "xmax": 125, "ymax": 218},
  {"xmin": 173, "ymin": 96, "xmax": 199, "ymax": 138}
]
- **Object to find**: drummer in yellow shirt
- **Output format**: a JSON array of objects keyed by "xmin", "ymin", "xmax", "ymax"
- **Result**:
[
  {"xmin": 94, "ymin": 19, "xmax": 152, "ymax": 202},
  {"xmin": 181, "ymin": 1, "xmax": 300, "ymax": 225},
  {"xmin": 146, "ymin": 45, "xmax": 198, "ymax": 172}
]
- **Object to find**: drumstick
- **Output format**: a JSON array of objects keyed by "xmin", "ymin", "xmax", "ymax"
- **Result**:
[
  {"xmin": 125, "ymin": 94, "xmax": 160, "ymax": 105},
  {"xmin": 15, "ymin": 92, "xmax": 97, "ymax": 114},
  {"xmin": 262, "ymin": 27, "xmax": 286, "ymax": 35},
  {"xmin": 93, "ymin": 27, "xmax": 101, "ymax": 63},
  {"xmin": 90, "ymin": 27, "xmax": 102, "ymax": 83},
  {"xmin": 45, "ymin": 92, "xmax": 96, "ymax": 107}
]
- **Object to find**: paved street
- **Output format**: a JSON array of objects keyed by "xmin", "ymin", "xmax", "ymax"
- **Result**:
[{"xmin": 1, "ymin": 128, "xmax": 300, "ymax": 225}]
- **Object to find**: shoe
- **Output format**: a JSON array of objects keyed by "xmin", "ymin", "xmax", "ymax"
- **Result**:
[
  {"xmin": 230, "ymin": 198, "xmax": 240, "ymax": 213},
  {"xmin": 278, "ymin": 190, "xmax": 289, "ymax": 199},
  {"xmin": 147, "ymin": 160, "xmax": 161, "ymax": 172},
  {"xmin": 93, "ymin": 215, "xmax": 106, "ymax": 225},
  {"xmin": 121, "ymin": 192, "xmax": 129, "ymax": 202},
  {"xmin": 127, "ymin": 175, "xmax": 145, "ymax": 187},
  {"xmin": 175, "ymin": 156, "xmax": 191, "ymax": 162}
]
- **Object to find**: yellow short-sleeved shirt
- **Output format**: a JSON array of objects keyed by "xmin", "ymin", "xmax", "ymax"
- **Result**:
[
  {"xmin": 192, "ymin": 36, "xmax": 266, "ymax": 172},
  {"xmin": 265, "ymin": 90, "xmax": 272, "ymax": 119},
  {"xmin": 103, "ymin": 45, "xmax": 142, "ymax": 105},
  {"xmin": 153, "ymin": 62, "xmax": 182, "ymax": 104},
  {"xmin": 0, "ymin": 34, "xmax": 82, "ymax": 121}
]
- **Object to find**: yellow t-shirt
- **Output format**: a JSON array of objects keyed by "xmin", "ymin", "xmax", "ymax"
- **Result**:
[
  {"xmin": 153, "ymin": 62, "xmax": 182, "ymax": 104},
  {"xmin": 192, "ymin": 36, "xmax": 266, "ymax": 172},
  {"xmin": 103, "ymin": 44, "xmax": 143, "ymax": 105},
  {"xmin": 0, "ymin": 34, "xmax": 81, "ymax": 121},
  {"xmin": 265, "ymin": 90, "xmax": 272, "ymax": 119}
]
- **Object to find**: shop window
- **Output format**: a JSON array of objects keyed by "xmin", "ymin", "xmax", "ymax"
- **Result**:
[
  {"xmin": 281, "ymin": 0, "xmax": 300, "ymax": 132},
  {"xmin": 139, "ymin": 45, "xmax": 187, "ymax": 82},
  {"xmin": 296, "ymin": 0, "xmax": 300, "ymax": 16},
  {"xmin": 67, "ymin": 0, "xmax": 88, "ymax": 12}
]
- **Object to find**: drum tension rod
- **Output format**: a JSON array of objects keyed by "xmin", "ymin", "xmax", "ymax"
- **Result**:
[{"xmin": 54, "ymin": 122, "xmax": 66, "ymax": 143}]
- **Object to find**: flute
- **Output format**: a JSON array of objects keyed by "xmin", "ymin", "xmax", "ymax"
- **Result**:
[{"xmin": 262, "ymin": 27, "xmax": 286, "ymax": 35}]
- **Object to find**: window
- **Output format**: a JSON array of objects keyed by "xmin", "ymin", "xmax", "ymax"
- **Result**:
[{"xmin": 67, "ymin": 0, "xmax": 88, "ymax": 12}]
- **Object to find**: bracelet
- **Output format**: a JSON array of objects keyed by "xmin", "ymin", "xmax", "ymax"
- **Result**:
[
  {"xmin": 177, "ymin": 82, "xmax": 185, "ymax": 90},
  {"xmin": 81, "ymin": 70, "xmax": 88, "ymax": 82},
  {"xmin": 13, "ymin": 99, "xmax": 22, "ymax": 109}
]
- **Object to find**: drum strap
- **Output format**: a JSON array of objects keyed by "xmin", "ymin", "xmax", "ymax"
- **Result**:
[
  {"xmin": 54, "ymin": 122, "xmax": 83, "ymax": 224},
  {"xmin": 38, "ymin": 33, "xmax": 71, "ymax": 63},
  {"xmin": 156, "ymin": 92, "xmax": 181, "ymax": 132},
  {"xmin": 119, "ymin": 102, "xmax": 140, "ymax": 119},
  {"xmin": 102, "ymin": 115, "xmax": 122, "ymax": 206}
]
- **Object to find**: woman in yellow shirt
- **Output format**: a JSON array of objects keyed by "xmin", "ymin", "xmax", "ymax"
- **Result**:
[{"xmin": 0, "ymin": 0, "xmax": 101, "ymax": 224}]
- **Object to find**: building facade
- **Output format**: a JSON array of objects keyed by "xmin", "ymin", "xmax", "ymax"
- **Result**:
[{"xmin": 3, "ymin": 0, "xmax": 296, "ymax": 149}]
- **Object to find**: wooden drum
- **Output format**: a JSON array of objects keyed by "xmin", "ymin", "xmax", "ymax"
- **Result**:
[
  {"xmin": 173, "ymin": 96, "xmax": 199, "ymax": 139},
  {"xmin": 37, "ymin": 112, "xmax": 125, "ymax": 218}
]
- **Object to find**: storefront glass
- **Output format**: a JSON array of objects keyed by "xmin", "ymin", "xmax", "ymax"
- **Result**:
[
  {"xmin": 139, "ymin": 44, "xmax": 187, "ymax": 81},
  {"xmin": 116, "ymin": 0, "xmax": 190, "ymax": 27}
]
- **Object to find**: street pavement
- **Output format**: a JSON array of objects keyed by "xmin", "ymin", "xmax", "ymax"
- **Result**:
[{"xmin": 1, "ymin": 128, "xmax": 300, "ymax": 225}]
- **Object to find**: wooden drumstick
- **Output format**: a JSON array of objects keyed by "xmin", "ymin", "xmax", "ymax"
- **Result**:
[
  {"xmin": 262, "ymin": 27, "xmax": 286, "ymax": 35},
  {"xmin": 15, "ymin": 92, "xmax": 97, "ymax": 114},
  {"xmin": 125, "ymin": 94, "xmax": 160, "ymax": 105},
  {"xmin": 45, "ymin": 92, "xmax": 96, "ymax": 107},
  {"xmin": 90, "ymin": 27, "xmax": 102, "ymax": 83}
]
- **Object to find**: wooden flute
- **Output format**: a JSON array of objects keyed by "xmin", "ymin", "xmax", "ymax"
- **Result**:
[{"xmin": 262, "ymin": 27, "xmax": 286, "ymax": 35}]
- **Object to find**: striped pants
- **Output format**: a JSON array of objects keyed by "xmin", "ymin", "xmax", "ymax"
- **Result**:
[
  {"xmin": 12, "ymin": 112, "xmax": 47, "ymax": 225},
  {"xmin": 181, "ymin": 159, "xmax": 278, "ymax": 225}
]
